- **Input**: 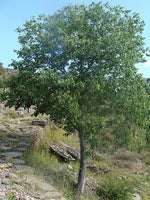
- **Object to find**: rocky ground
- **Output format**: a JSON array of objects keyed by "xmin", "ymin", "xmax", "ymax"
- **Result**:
[
  {"xmin": 0, "ymin": 103, "xmax": 150, "ymax": 200},
  {"xmin": 0, "ymin": 105, "xmax": 66, "ymax": 200}
]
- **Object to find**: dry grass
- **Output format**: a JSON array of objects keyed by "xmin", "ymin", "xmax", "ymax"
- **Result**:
[{"xmin": 24, "ymin": 123, "xmax": 150, "ymax": 200}]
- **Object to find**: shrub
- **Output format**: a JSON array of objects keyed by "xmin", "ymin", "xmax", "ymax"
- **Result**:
[
  {"xmin": 96, "ymin": 178, "xmax": 136, "ymax": 200},
  {"xmin": 8, "ymin": 110, "xmax": 18, "ymax": 119}
]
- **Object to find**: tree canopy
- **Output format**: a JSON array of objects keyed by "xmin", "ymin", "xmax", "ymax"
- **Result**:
[{"xmin": 1, "ymin": 2, "xmax": 150, "ymax": 198}]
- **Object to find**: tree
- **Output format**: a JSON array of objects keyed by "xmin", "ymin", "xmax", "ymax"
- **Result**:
[
  {"xmin": 1, "ymin": 2, "xmax": 150, "ymax": 199},
  {"xmin": 1, "ymin": 70, "xmax": 38, "ymax": 112}
]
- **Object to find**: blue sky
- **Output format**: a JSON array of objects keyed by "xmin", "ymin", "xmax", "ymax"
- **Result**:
[{"xmin": 1, "ymin": 0, "xmax": 150, "ymax": 78}]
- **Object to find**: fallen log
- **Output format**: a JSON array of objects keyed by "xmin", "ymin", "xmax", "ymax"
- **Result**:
[
  {"xmin": 60, "ymin": 142, "xmax": 80, "ymax": 160},
  {"xmin": 50, "ymin": 143, "xmax": 75, "ymax": 161},
  {"xmin": 50, "ymin": 142, "xmax": 80, "ymax": 161}
]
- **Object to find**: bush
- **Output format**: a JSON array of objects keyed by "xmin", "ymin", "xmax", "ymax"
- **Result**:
[
  {"xmin": 96, "ymin": 178, "xmax": 136, "ymax": 200},
  {"xmin": 8, "ymin": 110, "xmax": 18, "ymax": 119}
]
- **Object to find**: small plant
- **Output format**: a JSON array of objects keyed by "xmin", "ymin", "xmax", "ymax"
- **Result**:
[
  {"xmin": 96, "ymin": 178, "xmax": 136, "ymax": 200},
  {"xmin": 8, "ymin": 110, "xmax": 18, "ymax": 119},
  {"xmin": 7, "ymin": 192, "xmax": 17, "ymax": 200}
]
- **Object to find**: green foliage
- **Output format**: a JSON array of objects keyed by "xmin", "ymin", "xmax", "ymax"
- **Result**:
[
  {"xmin": 1, "ymin": 2, "xmax": 150, "ymax": 197},
  {"xmin": 1, "ymin": 71, "xmax": 37, "ymax": 110},
  {"xmin": 113, "ymin": 123, "xmax": 147, "ymax": 152},
  {"xmin": 96, "ymin": 179, "xmax": 136, "ymax": 200},
  {"xmin": 6, "ymin": 192, "xmax": 17, "ymax": 200},
  {"xmin": 2, "ymin": 2, "xmax": 149, "ymax": 144}
]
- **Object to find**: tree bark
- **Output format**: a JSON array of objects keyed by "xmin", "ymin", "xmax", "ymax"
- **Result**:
[{"xmin": 75, "ymin": 132, "xmax": 86, "ymax": 199}]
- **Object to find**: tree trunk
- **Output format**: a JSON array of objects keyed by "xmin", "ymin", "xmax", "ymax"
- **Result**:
[{"xmin": 75, "ymin": 132, "xmax": 86, "ymax": 199}]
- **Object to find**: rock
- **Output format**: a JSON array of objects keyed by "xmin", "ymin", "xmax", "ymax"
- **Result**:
[
  {"xmin": 0, "ymin": 120, "xmax": 66, "ymax": 200},
  {"xmin": 87, "ymin": 164, "xmax": 99, "ymax": 173},
  {"xmin": 7, "ymin": 172, "xmax": 18, "ymax": 179},
  {"xmin": 15, "ymin": 147, "xmax": 27, "ymax": 152},
  {"xmin": 0, "ymin": 163, "xmax": 12, "ymax": 169},
  {"xmin": 122, "ymin": 175, "xmax": 127, "ymax": 179},
  {"xmin": 4, "ymin": 151, "xmax": 23, "ymax": 158},
  {"xmin": 19, "ymin": 126, "xmax": 34, "ymax": 132},
  {"xmin": 37, "ymin": 181, "xmax": 56, "ymax": 192},
  {"xmin": 17, "ymin": 141, "xmax": 30, "ymax": 147},
  {"xmin": 1, "ymin": 178, "xmax": 9, "ymax": 184},
  {"xmin": 12, "ymin": 158, "xmax": 25, "ymax": 165},
  {"xmin": 86, "ymin": 176, "xmax": 99, "ymax": 190},
  {"xmin": 14, "ymin": 178, "xmax": 23, "ymax": 184},
  {"xmin": 40, "ymin": 191, "xmax": 62, "ymax": 199},
  {"xmin": 87, "ymin": 164, "xmax": 111, "ymax": 174},
  {"xmin": 67, "ymin": 164, "xmax": 73, "ymax": 170},
  {"xmin": 14, "ymin": 165, "xmax": 34, "ymax": 173},
  {"xmin": 32, "ymin": 118, "xmax": 49, "ymax": 126},
  {"xmin": 133, "ymin": 193, "xmax": 141, "ymax": 200},
  {"xmin": 0, "ymin": 145, "xmax": 12, "ymax": 151}
]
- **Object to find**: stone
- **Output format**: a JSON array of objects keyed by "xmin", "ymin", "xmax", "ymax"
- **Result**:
[
  {"xmin": 122, "ymin": 175, "xmax": 127, "ymax": 179},
  {"xmin": 67, "ymin": 164, "xmax": 73, "ymax": 170},
  {"xmin": 5, "ymin": 138, "xmax": 17, "ymax": 143},
  {"xmin": 32, "ymin": 118, "xmax": 49, "ymax": 126},
  {"xmin": 12, "ymin": 158, "xmax": 25, "ymax": 165},
  {"xmin": 0, "ymin": 183, "xmax": 6, "ymax": 190},
  {"xmin": 1, "ymin": 178, "xmax": 9, "ymax": 184},
  {"xmin": 4, "ymin": 152, "xmax": 23, "ymax": 158},
  {"xmin": 87, "ymin": 164, "xmax": 111, "ymax": 174},
  {"xmin": 0, "ymin": 163, "xmax": 12, "ymax": 169},
  {"xmin": 37, "ymin": 181, "xmax": 56, "ymax": 192},
  {"xmin": 40, "ymin": 191, "xmax": 61, "ymax": 199},
  {"xmin": 17, "ymin": 141, "xmax": 30, "ymax": 147},
  {"xmin": 20, "ymin": 126, "xmax": 33, "ymax": 132},
  {"xmin": 7, "ymin": 172, "xmax": 17, "ymax": 179},
  {"xmin": 133, "ymin": 193, "xmax": 141, "ymax": 200},
  {"xmin": 15, "ymin": 147, "xmax": 27, "ymax": 152},
  {"xmin": 0, "ymin": 145, "xmax": 12, "ymax": 151},
  {"xmin": 86, "ymin": 176, "xmax": 99, "ymax": 191},
  {"xmin": 25, "ymin": 177, "xmax": 56, "ymax": 192},
  {"xmin": 14, "ymin": 178, "xmax": 23, "ymax": 184}
]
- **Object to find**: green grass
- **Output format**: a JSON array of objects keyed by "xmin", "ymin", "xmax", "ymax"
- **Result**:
[
  {"xmin": 14, "ymin": 121, "xmax": 150, "ymax": 200},
  {"xmin": 96, "ymin": 178, "xmax": 137, "ymax": 200}
]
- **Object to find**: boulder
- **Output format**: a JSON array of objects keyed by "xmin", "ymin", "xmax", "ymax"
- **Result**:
[{"xmin": 32, "ymin": 118, "xmax": 49, "ymax": 126}]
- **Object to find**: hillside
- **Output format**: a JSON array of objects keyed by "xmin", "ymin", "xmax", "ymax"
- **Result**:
[
  {"xmin": 0, "ymin": 105, "xmax": 67, "ymax": 199},
  {"xmin": 0, "ymin": 66, "xmax": 17, "ymax": 80},
  {"xmin": 0, "ymin": 103, "xmax": 150, "ymax": 200},
  {"xmin": 0, "ymin": 66, "xmax": 150, "ymax": 199}
]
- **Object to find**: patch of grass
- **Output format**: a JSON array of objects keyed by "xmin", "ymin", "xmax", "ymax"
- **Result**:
[
  {"xmin": 24, "ymin": 121, "xmax": 150, "ymax": 199},
  {"xmin": 39, "ymin": 122, "xmax": 80, "ymax": 151},
  {"xmin": 7, "ymin": 110, "xmax": 18, "ymax": 119},
  {"xmin": 25, "ymin": 150, "xmax": 78, "ymax": 199},
  {"xmin": 96, "ymin": 178, "xmax": 137, "ymax": 200}
]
